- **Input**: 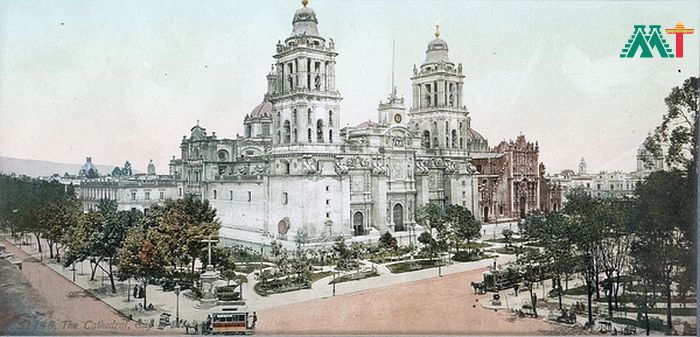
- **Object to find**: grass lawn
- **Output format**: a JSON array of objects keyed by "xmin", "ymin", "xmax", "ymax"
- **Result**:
[
  {"xmin": 488, "ymin": 246, "xmax": 539, "ymax": 255},
  {"xmin": 463, "ymin": 241, "xmax": 493, "ymax": 249},
  {"xmin": 386, "ymin": 259, "xmax": 447, "ymax": 274},
  {"xmin": 253, "ymin": 271, "xmax": 331, "ymax": 296},
  {"xmin": 609, "ymin": 316, "xmax": 668, "ymax": 334},
  {"xmin": 369, "ymin": 255, "xmax": 405, "ymax": 264},
  {"xmin": 451, "ymin": 251, "xmax": 497, "ymax": 262},
  {"xmin": 309, "ymin": 271, "xmax": 333, "ymax": 282},
  {"xmin": 329, "ymin": 270, "xmax": 379, "ymax": 284},
  {"xmin": 617, "ymin": 306, "xmax": 696, "ymax": 317},
  {"xmin": 561, "ymin": 284, "xmax": 589, "ymax": 296},
  {"xmin": 235, "ymin": 262, "xmax": 266, "ymax": 274},
  {"xmin": 485, "ymin": 237, "xmax": 527, "ymax": 244}
]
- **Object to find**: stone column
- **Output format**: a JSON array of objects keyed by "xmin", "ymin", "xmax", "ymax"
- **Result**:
[
  {"xmin": 298, "ymin": 57, "xmax": 307, "ymax": 89},
  {"xmin": 328, "ymin": 61, "xmax": 336, "ymax": 91}
]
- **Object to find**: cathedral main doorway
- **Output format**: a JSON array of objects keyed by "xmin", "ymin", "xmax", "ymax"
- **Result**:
[
  {"xmin": 519, "ymin": 196, "xmax": 527, "ymax": 218},
  {"xmin": 393, "ymin": 203, "xmax": 404, "ymax": 231},
  {"xmin": 353, "ymin": 211, "xmax": 364, "ymax": 236},
  {"xmin": 483, "ymin": 206, "xmax": 489, "ymax": 222}
]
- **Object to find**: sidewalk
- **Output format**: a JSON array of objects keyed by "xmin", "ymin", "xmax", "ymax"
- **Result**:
[{"xmin": 7, "ymin": 235, "xmax": 516, "ymax": 330}]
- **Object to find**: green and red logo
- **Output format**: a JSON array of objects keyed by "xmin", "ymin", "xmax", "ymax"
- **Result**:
[{"xmin": 620, "ymin": 22, "xmax": 694, "ymax": 58}]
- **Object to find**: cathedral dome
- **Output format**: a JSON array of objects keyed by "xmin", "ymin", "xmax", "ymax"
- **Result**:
[
  {"xmin": 423, "ymin": 25, "xmax": 452, "ymax": 65},
  {"xmin": 250, "ymin": 100, "xmax": 273, "ymax": 119},
  {"xmin": 78, "ymin": 157, "xmax": 98, "ymax": 177},
  {"xmin": 465, "ymin": 127, "xmax": 485, "ymax": 142},
  {"xmin": 291, "ymin": 1, "xmax": 320, "ymax": 37},
  {"xmin": 424, "ymin": 37, "xmax": 451, "ymax": 65}
]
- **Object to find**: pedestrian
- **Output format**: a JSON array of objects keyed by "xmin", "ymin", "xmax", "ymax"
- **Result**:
[
  {"xmin": 133, "ymin": 285, "xmax": 138, "ymax": 298},
  {"xmin": 514, "ymin": 283, "xmax": 519, "ymax": 297},
  {"xmin": 252, "ymin": 311, "xmax": 257, "ymax": 329}
]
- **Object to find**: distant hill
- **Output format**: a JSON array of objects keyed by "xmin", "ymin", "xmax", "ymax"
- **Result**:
[{"xmin": 0, "ymin": 156, "xmax": 118, "ymax": 178}]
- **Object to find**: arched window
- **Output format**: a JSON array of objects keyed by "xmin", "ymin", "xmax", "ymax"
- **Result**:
[
  {"xmin": 329, "ymin": 129, "xmax": 333, "ymax": 143},
  {"xmin": 293, "ymin": 128, "xmax": 298, "ymax": 142},
  {"xmin": 213, "ymin": 190, "xmax": 217, "ymax": 200},
  {"xmin": 451, "ymin": 129, "xmax": 457, "ymax": 148},
  {"xmin": 433, "ymin": 137, "xmax": 438, "ymax": 148},
  {"xmin": 316, "ymin": 119, "xmax": 324, "ymax": 143},
  {"xmin": 283, "ymin": 161, "xmax": 290, "ymax": 174},
  {"xmin": 307, "ymin": 128, "xmax": 312, "ymax": 143},
  {"xmin": 292, "ymin": 109, "xmax": 297, "ymax": 124},
  {"xmin": 245, "ymin": 124, "xmax": 252, "ymax": 138},
  {"xmin": 283, "ymin": 120, "xmax": 291, "ymax": 143},
  {"xmin": 276, "ymin": 131, "xmax": 281, "ymax": 144},
  {"xmin": 328, "ymin": 110, "xmax": 333, "ymax": 127},
  {"xmin": 422, "ymin": 130, "xmax": 431, "ymax": 148},
  {"xmin": 307, "ymin": 108, "xmax": 312, "ymax": 124},
  {"xmin": 459, "ymin": 138, "xmax": 464, "ymax": 148}
]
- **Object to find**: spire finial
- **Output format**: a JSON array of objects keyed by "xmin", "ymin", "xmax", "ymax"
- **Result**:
[
  {"xmin": 435, "ymin": 23, "xmax": 440, "ymax": 38},
  {"xmin": 302, "ymin": 0, "xmax": 308, "ymax": 7}
]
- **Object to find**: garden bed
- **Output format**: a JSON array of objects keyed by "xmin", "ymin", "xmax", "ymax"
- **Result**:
[
  {"xmin": 386, "ymin": 259, "xmax": 447, "ymax": 274},
  {"xmin": 451, "ymin": 251, "xmax": 497, "ymax": 262},
  {"xmin": 329, "ymin": 270, "xmax": 379, "ymax": 284},
  {"xmin": 253, "ymin": 271, "xmax": 332, "ymax": 296}
]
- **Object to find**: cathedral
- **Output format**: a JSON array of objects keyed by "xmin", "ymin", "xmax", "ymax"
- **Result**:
[{"xmin": 168, "ymin": 0, "xmax": 562, "ymax": 243}]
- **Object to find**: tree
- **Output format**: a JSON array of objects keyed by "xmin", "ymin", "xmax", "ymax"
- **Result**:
[
  {"xmin": 644, "ymin": 77, "xmax": 698, "ymax": 170},
  {"xmin": 444, "ymin": 204, "xmax": 481, "ymax": 254},
  {"xmin": 501, "ymin": 229, "xmax": 514, "ymax": 247},
  {"xmin": 418, "ymin": 231, "xmax": 442, "ymax": 261},
  {"xmin": 631, "ymin": 170, "xmax": 694, "ymax": 331},
  {"xmin": 63, "ymin": 199, "xmax": 141, "ymax": 293},
  {"xmin": 415, "ymin": 203, "xmax": 443, "ymax": 231},
  {"xmin": 378, "ymin": 232, "xmax": 398, "ymax": 252},
  {"xmin": 521, "ymin": 211, "xmax": 575, "ymax": 310},
  {"xmin": 563, "ymin": 188, "xmax": 605, "ymax": 327},
  {"xmin": 117, "ymin": 224, "xmax": 169, "ymax": 308},
  {"xmin": 143, "ymin": 197, "xmax": 220, "ymax": 273},
  {"xmin": 41, "ymin": 191, "xmax": 80, "ymax": 261},
  {"xmin": 597, "ymin": 198, "xmax": 632, "ymax": 317},
  {"xmin": 212, "ymin": 246, "xmax": 238, "ymax": 285}
]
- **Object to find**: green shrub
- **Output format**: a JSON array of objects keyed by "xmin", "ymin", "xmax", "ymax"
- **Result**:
[{"xmin": 218, "ymin": 292, "xmax": 240, "ymax": 301}]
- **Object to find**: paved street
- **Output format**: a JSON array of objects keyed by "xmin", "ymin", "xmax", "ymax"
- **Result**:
[
  {"xmin": 256, "ymin": 266, "xmax": 553, "ymax": 335},
  {"xmin": 2, "ymin": 239, "xmax": 166, "ymax": 335}
]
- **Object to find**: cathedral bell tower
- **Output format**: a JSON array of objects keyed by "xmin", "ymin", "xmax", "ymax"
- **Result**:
[
  {"xmin": 266, "ymin": 0, "xmax": 342, "ymax": 148},
  {"xmin": 408, "ymin": 25, "xmax": 472, "ymax": 151}
]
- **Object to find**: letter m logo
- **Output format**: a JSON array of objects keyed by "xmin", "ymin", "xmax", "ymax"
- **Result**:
[{"xmin": 620, "ymin": 25, "xmax": 675, "ymax": 58}]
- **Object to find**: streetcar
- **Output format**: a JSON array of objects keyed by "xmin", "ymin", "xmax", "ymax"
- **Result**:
[{"xmin": 206, "ymin": 305, "xmax": 256, "ymax": 335}]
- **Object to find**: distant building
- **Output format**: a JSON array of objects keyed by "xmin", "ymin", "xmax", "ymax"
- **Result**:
[
  {"xmin": 78, "ymin": 161, "xmax": 177, "ymax": 212},
  {"xmin": 548, "ymin": 140, "xmax": 663, "ymax": 201}
]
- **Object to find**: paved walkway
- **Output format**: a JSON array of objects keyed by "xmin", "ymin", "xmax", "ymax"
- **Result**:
[{"xmin": 2, "ymin": 239, "xmax": 166, "ymax": 335}]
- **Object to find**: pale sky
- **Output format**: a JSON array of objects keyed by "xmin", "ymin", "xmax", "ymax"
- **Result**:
[{"xmin": 0, "ymin": 0, "xmax": 698, "ymax": 174}]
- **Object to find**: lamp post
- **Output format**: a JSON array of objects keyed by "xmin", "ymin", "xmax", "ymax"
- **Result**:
[
  {"xmin": 332, "ymin": 272, "xmax": 336, "ymax": 296},
  {"xmin": 72, "ymin": 262, "xmax": 76, "ymax": 282},
  {"xmin": 127, "ymin": 279, "xmax": 131, "ymax": 302},
  {"xmin": 174, "ymin": 284, "xmax": 181, "ymax": 328}
]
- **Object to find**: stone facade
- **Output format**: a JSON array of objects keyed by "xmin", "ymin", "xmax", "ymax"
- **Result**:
[
  {"xmin": 165, "ymin": 3, "xmax": 563, "ymax": 245},
  {"xmin": 547, "ymin": 142, "xmax": 658, "ymax": 201},
  {"xmin": 78, "ymin": 158, "xmax": 178, "ymax": 213}
]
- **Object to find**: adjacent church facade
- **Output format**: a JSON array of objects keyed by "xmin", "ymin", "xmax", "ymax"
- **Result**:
[{"xmin": 167, "ymin": 1, "xmax": 563, "ymax": 244}]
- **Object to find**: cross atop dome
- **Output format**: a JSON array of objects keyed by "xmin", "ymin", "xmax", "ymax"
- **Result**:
[{"xmin": 435, "ymin": 23, "xmax": 440, "ymax": 38}]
